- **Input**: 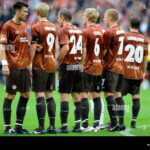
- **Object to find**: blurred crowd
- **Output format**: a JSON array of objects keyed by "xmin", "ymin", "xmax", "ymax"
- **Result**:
[
  {"xmin": 0, "ymin": 0, "xmax": 150, "ymax": 40},
  {"xmin": 0, "ymin": 0, "xmax": 150, "ymax": 85}
]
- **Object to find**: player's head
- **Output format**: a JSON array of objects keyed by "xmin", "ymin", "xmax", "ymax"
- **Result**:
[
  {"xmin": 35, "ymin": 3, "xmax": 49, "ymax": 20},
  {"xmin": 57, "ymin": 8, "xmax": 72, "ymax": 27},
  {"xmin": 104, "ymin": 9, "xmax": 119, "ymax": 27},
  {"xmin": 13, "ymin": 1, "xmax": 28, "ymax": 21},
  {"xmin": 129, "ymin": 16, "xmax": 141, "ymax": 30},
  {"xmin": 83, "ymin": 8, "xmax": 99, "ymax": 26}
]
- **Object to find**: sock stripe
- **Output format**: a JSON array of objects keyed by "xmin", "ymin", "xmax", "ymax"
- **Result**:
[{"xmin": 82, "ymin": 119, "xmax": 88, "ymax": 123}]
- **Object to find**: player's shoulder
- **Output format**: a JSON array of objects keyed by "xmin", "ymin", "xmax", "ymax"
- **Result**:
[{"xmin": 2, "ymin": 20, "xmax": 12, "ymax": 28}]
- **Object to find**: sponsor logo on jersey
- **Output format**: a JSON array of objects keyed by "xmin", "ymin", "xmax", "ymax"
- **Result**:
[{"xmin": 1, "ymin": 35, "xmax": 6, "ymax": 41}]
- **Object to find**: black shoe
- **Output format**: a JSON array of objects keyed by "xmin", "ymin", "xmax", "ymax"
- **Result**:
[
  {"xmin": 109, "ymin": 123, "xmax": 119, "ymax": 132},
  {"xmin": 32, "ymin": 128, "xmax": 45, "ymax": 134},
  {"xmin": 46, "ymin": 127, "xmax": 57, "ymax": 134},
  {"xmin": 130, "ymin": 121, "xmax": 136, "ymax": 128},
  {"xmin": 4, "ymin": 129, "xmax": 17, "ymax": 135},
  {"xmin": 57, "ymin": 128, "xmax": 68, "ymax": 133},
  {"xmin": 15, "ymin": 128, "xmax": 29, "ymax": 134},
  {"xmin": 70, "ymin": 127, "xmax": 81, "ymax": 133},
  {"xmin": 118, "ymin": 123, "xmax": 126, "ymax": 131}
]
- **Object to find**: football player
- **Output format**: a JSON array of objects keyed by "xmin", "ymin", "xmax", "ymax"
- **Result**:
[
  {"xmin": 57, "ymin": 8, "xmax": 84, "ymax": 133},
  {"xmin": 81, "ymin": 8, "xmax": 103, "ymax": 132},
  {"xmin": 102, "ymin": 9, "xmax": 125, "ymax": 131},
  {"xmin": 30, "ymin": 3, "xmax": 57, "ymax": 134},
  {"xmin": 0, "ymin": 2, "xmax": 30, "ymax": 134},
  {"xmin": 122, "ymin": 16, "xmax": 148, "ymax": 128}
]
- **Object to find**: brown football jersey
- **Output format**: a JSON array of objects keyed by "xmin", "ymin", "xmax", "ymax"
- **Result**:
[
  {"xmin": 102, "ymin": 26, "xmax": 125, "ymax": 74},
  {"xmin": 58, "ymin": 24, "xmax": 82, "ymax": 65},
  {"xmin": 123, "ymin": 32, "xmax": 148, "ymax": 79},
  {"xmin": 31, "ymin": 21, "xmax": 57, "ymax": 72},
  {"xmin": 83, "ymin": 25, "xmax": 103, "ymax": 75},
  {"xmin": 0, "ymin": 20, "xmax": 30, "ymax": 68}
]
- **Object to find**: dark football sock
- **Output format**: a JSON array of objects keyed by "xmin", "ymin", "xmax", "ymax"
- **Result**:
[
  {"xmin": 93, "ymin": 97, "xmax": 101, "ymax": 128},
  {"xmin": 15, "ymin": 96, "xmax": 29, "ymax": 130},
  {"xmin": 81, "ymin": 98, "xmax": 89, "ymax": 128},
  {"xmin": 3, "ymin": 98, "xmax": 13, "ymax": 130},
  {"xmin": 60, "ymin": 101, "xmax": 69, "ymax": 130},
  {"xmin": 106, "ymin": 95, "xmax": 117, "ymax": 126},
  {"xmin": 115, "ymin": 97, "xmax": 124, "ymax": 124},
  {"xmin": 74, "ymin": 101, "xmax": 82, "ymax": 129},
  {"xmin": 36, "ymin": 97, "xmax": 46, "ymax": 130},
  {"xmin": 46, "ymin": 97, "xmax": 56, "ymax": 128},
  {"xmin": 132, "ymin": 98, "xmax": 140, "ymax": 121}
]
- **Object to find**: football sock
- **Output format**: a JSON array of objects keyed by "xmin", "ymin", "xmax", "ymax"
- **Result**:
[
  {"xmin": 132, "ymin": 98, "xmax": 140, "ymax": 121},
  {"xmin": 36, "ymin": 97, "xmax": 46, "ymax": 130},
  {"xmin": 81, "ymin": 98, "xmax": 89, "ymax": 128},
  {"xmin": 60, "ymin": 101, "xmax": 69, "ymax": 130},
  {"xmin": 106, "ymin": 95, "xmax": 117, "ymax": 126},
  {"xmin": 100, "ymin": 98, "xmax": 104, "ymax": 125},
  {"xmin": 74, "ymin": 101, "xmax": 82, "ymax": 129},
  {"xmin": 93, "ymin": 97, "xmax": 101, "ymax": 128},
  {"xmin": 46, "ymin": 97, "xmax": 56, "ymax": 128},
  {"xmin": 3, "ymin": 98, "xmax": 13, "ymax": 130},
  {"xmin": 15, "ymin": 96, "xmax": 29, "ymax": 130},
  {"xmin": 115, "ymin": 97, "xmax": 124, "ymax": 124}
]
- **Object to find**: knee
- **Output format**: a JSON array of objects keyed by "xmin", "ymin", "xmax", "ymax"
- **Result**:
[
  {"xmin": 6, "ymin": 93, "xmax": 16, "ymax": 99},
  {"xmin": 20, "ymin": 92, "xmax": 30, "ymax": 99}
]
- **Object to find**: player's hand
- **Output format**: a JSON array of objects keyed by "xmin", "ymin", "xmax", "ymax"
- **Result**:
[
  {"xmin": 2, "ymin": 65, "xmax": 10, "ymax": 76},
  {"xmin": 36, "ymin": 44, "xmax": 43, "ymax": 52}
]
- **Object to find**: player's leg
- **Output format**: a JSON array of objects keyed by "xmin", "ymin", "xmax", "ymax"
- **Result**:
[
  {"xmin": 57, "ymin": 93, "xmax": 69, "ymax": 133},
  {"xmin": 81, "ymin": 92, "xmax": 89, "ymax": 130},
  {"xmin": 3, "ymin": 92, "xmax": 16, "ymax": 134},
  {"xmin": 131, "ymin": 94, "xmax": 140, "ymax": 128},
  {"xmin": 32, "ymin": 68, "xmax": 48, "ymax": 134},
  {"xmin": 90, "ymin": 92, "xmax": 101, "ymax": 132},
  {"xmin": 99, "ymin": 98, "xmax": 105, "ymax": 128},
  {"xmin": 103, "ymin": 71, "xmax": 118, "ymax": 131},
  {"xmin": 129, "ymin": 79, "xmax": 142, "ymax": 128},
  {"xmin": 71, "ymin": 92, "xmax": 82, "ymax": 132},
  {"xmin": 45, "ymin": 91, "xmax": 56, "ymax": 133},
  {"xmin": 14, "ymin": 92, "xmax": 30, "ymax": 134}
]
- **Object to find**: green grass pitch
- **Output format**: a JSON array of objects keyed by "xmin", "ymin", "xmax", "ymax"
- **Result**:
[{"xmin": 0, "ymin": 81, "xmax": 150, "ymax": 136}]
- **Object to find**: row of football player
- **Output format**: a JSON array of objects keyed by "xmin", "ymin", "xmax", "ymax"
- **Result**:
[{"xmin": 0, "ymin": 2, "xmax": 148, "ymax": 134}]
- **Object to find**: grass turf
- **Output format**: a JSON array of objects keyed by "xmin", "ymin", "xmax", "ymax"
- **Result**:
[{"xmin": 0, "ymin": 83, "xmax": 150, "ymax": 136}]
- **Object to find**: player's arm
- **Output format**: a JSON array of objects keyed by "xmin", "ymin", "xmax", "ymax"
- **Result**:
[
  {"xmin": 57, "ymin": 44, "xmax": 69, "ymax": 62},
  {"xmin": 143, "ymin": 56, "xmax": 148, "ymax": 73},
  {"xmin": 0, "ymin": 44, "xmax": 10, "ymax": 76},
  {"xmin": 81, "ymin": 46, "xmax": 86, "ymax": 65}
]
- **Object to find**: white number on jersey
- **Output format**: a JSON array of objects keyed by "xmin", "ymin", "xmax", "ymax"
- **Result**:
[
  {"xmin": 118, "ymin": 36, "xmax": 124, "ymax": 55},
  {"xmin": 94, "ymin": 38, "xmax": 100, "ymax": 56},
  {"xmin": 70, "ymin": 35, "xmax": 82, "ymax": 54},
  {"xmin": 124, "ymin": 44, "xmax": 144, "ymax": 63},
  {"xmin": 47, "ymin": 33, "xmax": 55, "ymax": 52}
]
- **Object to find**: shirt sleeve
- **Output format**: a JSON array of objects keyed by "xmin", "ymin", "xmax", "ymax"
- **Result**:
[
  {"xmin": 144, "ymin": 39, "xmax": 148, "ymax": 56},
  {"xmin": 82, "ymin": 29, "xmax": 88, "ymax": 48},
  {"xmin": 58, "ymin": 27, "xmax": 69, "ymax": 46},
  {"xmin": 0, "ymin": 23, "xmax": 9, "ymax": 44},
  {"xmin": 31, "ymin": 24, "xmax": 39, "ymax": 44},
  {"xmin": 102, "ymin": 30, "xmax": 112, "ymax": 50}
]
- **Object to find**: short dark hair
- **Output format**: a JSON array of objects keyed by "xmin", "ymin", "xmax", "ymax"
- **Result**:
[
  {"xmin": 59, "ymin": 8, "xmax": 72, "ymax": 22},
  {"xmin": 13, "ymin": 1, "xmax": 28, "ymax": 14},
  {"xmin": 129, "ymin": 16, "xmax": 141, "ymax": 29}
]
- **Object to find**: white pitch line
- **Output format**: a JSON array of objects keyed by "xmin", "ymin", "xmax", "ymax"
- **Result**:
[{"xmin": 120, "ymin": 125, "xmax": 150, "ymax": 136}]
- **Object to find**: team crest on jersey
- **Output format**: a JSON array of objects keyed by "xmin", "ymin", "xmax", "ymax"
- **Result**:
[{"xmin": 1, "ymin": 35, "xmax": 6, "ymax": 41}]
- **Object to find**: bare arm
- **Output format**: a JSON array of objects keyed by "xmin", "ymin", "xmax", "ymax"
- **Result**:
[
  {"xmin": 29, "ymin": 44, "xmax": 37, "ymax": 65},
  {"xmin": 57, "ymin": 44, "xmax": 69, "ymax": 62},
  {"xmin": 101, "ymin": 48, "xmax": 108, "ymax": 59},
  {"xmin": 81, "ymin": 47, "xmax": 86, "ymax": 65},
  {"xmin": 143, "ymin": 55, "xmax": 148, "ymax": 73},
  {"xmin": 0, "ymin": 44, "xmax": 9, "ymax": 76}
]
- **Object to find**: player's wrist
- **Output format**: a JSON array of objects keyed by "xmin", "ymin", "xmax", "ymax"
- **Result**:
[
  {"xmin": 1, "ymin": 60, "xmax": 8, "ymax": 66},
  {"xmin": 143, "ymin": 73, "xmax": 145, "ymax": 78}
]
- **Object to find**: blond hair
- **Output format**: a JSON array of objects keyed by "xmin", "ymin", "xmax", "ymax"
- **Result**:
[
  {"xmin": 105, "ymin": 9, "xmax": 119, "ymax": 21},
  {"xmin": 84, "ymin": 8, "xmax": 99, "ymax": 23},
  {"xmin": 36, "ymin": 3, "xmax": 49, "ymax": 17}
]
